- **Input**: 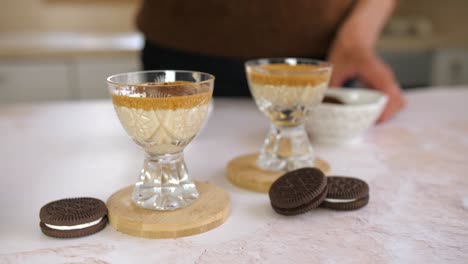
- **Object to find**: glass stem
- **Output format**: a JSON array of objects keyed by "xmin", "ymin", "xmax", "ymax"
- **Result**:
[
  {"xmin": 257, "ymin": 123, "xmax": 315, "ymax": 172},
  {"xmin": 132, "ymin": 152, "xmax": 199, "ymax": 210}
]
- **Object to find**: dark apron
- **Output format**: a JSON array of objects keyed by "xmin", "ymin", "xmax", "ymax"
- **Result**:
[{"xmin": 142, "ymin": 40, "xmax": 329, "ymax": 97}]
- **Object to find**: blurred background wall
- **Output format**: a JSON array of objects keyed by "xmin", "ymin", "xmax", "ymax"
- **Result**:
[
  {"xmin": 0, "ymin": 0, "xmax": 467, "ymax": 103},
  {"xmin": 0, "ymin": 0, "xmax": 138, "ymax": 33}
]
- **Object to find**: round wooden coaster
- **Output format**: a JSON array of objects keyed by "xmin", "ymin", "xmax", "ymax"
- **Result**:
[
  {"xmin": 107, "ymin": 181, "xmax": 230, "ymax": 238},
  {"xmin": 226, "ymin": 153, "xmax": 331, "ymax": 193}
]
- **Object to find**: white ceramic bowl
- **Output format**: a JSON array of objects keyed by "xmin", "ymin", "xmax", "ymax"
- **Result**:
[{"xmin": 306, "ymin": 88, "xmax": 388, "ymax": 145}]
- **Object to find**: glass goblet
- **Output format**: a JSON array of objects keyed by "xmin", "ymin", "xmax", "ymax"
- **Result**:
[
  {"xmin": 245, "ymin": 58, "xmax": 332, "ymax": 171},
  {"xmin": 107, "ymin": 70, "xmax": 214, "ymax": 210}
]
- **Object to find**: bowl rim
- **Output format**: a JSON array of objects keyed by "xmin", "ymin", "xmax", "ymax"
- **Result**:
[{"xmin": 318, "ymin": 88, "xmax": 388, "ymax": 110}]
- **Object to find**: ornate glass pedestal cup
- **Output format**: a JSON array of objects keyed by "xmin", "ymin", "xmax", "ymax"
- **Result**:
[
  {"xmin": 245, "ymin": 58, "xmax": 332, "ymax": 172},
  {"xmin": 107, "ymin": 70, "xmax": 214, "ymax": 210}
]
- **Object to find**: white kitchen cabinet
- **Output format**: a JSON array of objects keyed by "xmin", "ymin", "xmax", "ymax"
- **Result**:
[
  {"xmin": 0, "ymin": 55, "xmax": 140, "ymax": 103},
  {"xmin": 76, "ymin": 55, "xmax": 140, "ymax": 100},
  {"xmin": 379, "ymin": 51, "xmax": 433, "ymax": 88},
  {"xmin": 0, "ymin": 60, "xmax": 72, "ymax": 103}
]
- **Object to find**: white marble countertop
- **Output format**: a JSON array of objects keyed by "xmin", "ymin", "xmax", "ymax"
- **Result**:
[{"xmin": 1, "ymin": 88, "xmax": 467, "ymax": 263}]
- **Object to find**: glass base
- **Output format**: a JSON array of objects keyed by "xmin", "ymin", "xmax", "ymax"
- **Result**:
[
  {"xmin": 132, "ymin": 152, "xmax": 199, "ymax": 211},
  {"xmin": 257, "ymin": 124, "xmax": 315, "ymax": 172}
]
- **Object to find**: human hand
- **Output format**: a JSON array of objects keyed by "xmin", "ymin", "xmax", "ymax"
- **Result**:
[{"xmin": 328, "ymin": 46, "xmax": 406, "ymax": 123}]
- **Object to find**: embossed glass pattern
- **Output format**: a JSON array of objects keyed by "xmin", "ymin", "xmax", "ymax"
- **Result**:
[{"xmin": 107, "ymin": 70, "xmax": 214, "ymax": 210}]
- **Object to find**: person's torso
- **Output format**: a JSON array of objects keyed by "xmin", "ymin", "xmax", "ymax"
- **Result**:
[{"xmin": 137, "ymin": 0, "xmax": 354, "ymax": 58}]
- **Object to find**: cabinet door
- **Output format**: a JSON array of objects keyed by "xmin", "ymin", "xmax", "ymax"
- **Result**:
[
  {"xmin": 379, "ymin": 51, "xmax": 433, "ymax": 88},
  {"xmin": 76, "ymin": 56, "xmax": 140, "ymax": 100},
  {"xmin": 432, "ymin": 49, "xmax": 468, "ymax": 86},
  {"xmin": 0, "ymin": 60, "xmax": 71, "ymax": 103}
]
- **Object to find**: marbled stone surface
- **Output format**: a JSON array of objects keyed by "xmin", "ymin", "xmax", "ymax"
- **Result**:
[{"xmin": 1, "ymin": 88, "xmax": 467, "ymax": 263}]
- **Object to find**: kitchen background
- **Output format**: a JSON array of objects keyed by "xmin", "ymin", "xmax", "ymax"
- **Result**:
[{"xmin": 1, "ymin": 0, "xmax": 467, "ymax": 103}]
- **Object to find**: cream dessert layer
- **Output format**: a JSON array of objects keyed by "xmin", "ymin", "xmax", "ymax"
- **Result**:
[
  {"xmin": 249, "ymin": 82, "xmax": 327, "ymax": 109},
  {"xmin": 112, "ymin": 81, "xmax": 211, "ymax": 155},
  {"xmin": 247, "ymin": 64, "xmax": 330, "ymax": 126},
  {"xmin": 247, "ymin": 64, "xmax": 330, "ymax": 108}
]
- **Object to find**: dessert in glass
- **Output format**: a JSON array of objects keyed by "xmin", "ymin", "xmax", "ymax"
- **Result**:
[
  {"xmin": 107, "ymin": 70, "xmax": 214, "ymax": 210},
  {"xmin": 245, "ymin": 58, "xmax": 332, "ymax": 171}
]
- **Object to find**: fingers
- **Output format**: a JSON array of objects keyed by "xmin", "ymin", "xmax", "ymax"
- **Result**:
[
  {"xmin": 360, "ymin": 56, "xmax": 398, "ymax": 94},
  {"xmin": 328, "ymin": 50, "xmax": 406, "ymax": 123},
  {"xmin": 329, "ymin": 64, "xmax": 354, "ymax": 88},
  {"xmin": 359, "ymin": 57, "xmax": 406, "ymax": 123},
  {"xmin": 377, "ymin": 92, "xmax": 406, "ymax": 123}
]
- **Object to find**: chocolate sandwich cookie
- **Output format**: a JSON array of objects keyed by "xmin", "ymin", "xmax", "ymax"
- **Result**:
[
  {"xmin": 269, "ymin": 168, "xmax": 328, "ymax": 216},
  {"xmin": 320, "ymin": 176, "xmax": 369, "ymax": 210},
  {"xmin": 40, "ymin": 197, "xmax": 108, "ymax": 238}
]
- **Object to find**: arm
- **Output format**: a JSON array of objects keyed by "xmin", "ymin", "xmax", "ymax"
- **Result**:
[{"xmin": 328, "ymin": 0, "xmax": 405, "ymax": 123}]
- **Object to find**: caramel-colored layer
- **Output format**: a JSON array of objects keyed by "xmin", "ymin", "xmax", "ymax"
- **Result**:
[
  {"xmin": 112, "ymin": 81, "xmax": 212, "ymax": 110},
  {"xmin": 248, "ymin": 64, "xmax": 331, "ymax": 86}
]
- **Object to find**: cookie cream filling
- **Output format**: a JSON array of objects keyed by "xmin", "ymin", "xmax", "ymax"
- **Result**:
[
  {"xmin": 45, "ymin": 217, "xmax": 103, "ymax": 230},
  {"xmin": 325, "ymin": 198, "xmax": 357, "ymax": 203}
]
